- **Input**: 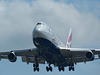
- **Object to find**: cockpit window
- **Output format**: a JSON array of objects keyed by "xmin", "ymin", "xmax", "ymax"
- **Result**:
[{"xmin": 37, "ymin": 23, "xmax": 42, "ymax": 25}]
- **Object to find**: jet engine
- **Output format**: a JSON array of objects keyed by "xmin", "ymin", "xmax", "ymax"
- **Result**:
[
  {"xmin": 85, "ymin": 51, "xmax": 94, "ymax": 61},
  {"xmin": 8, "ymin": 52, "xmax": 17, "ymax": 62}
]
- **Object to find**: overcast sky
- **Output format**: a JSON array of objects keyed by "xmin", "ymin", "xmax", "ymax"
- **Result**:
[{"xmin": 0, "ymin": 0, "xmax": 100, "ymax": 75}]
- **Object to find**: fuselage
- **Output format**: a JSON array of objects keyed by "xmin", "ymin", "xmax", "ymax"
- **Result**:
[{"xmin": 32, "ymin": 22, "xmax": 67, "ymax": 67}]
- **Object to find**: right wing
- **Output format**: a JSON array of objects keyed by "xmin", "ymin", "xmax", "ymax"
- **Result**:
[
  {"xmin": 60, "ymin": 47, "xmax": 100, "ymax": 64},
  {"xmin": 0, "ymin": 48, "xmax": 45, "ymax": 64}
]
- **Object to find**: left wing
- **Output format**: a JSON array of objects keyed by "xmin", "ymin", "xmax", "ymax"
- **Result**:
[
  {"xmin": 0, "ymin": 48, "xmax": 45, "ymax": 64},
  {"xmin": 60, "ymin": 47, "xmax": 100, "ymax": 64}
]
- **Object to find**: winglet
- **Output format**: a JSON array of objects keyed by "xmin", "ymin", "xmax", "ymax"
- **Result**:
[{"xmin": 66, "ymin": 28, "xmax": 72, "ymax": 48}]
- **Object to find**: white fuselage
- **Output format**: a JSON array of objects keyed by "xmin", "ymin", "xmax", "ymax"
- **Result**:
[
  {"xmin": 32, "ymin": 22, "xmax": 67, "ymax": 66},
  {"xmin": 33, "ymin": 22, "xmax": 64, "ymax": 48}
]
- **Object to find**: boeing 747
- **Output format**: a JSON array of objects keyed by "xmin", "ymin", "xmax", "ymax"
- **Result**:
[{"xmin": 0, "ymin": 22, "xmax": 100, "ymax": 72}]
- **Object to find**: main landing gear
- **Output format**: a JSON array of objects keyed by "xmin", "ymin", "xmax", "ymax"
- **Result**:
[
  {"xmin": 33, "ymin": 63, "xmax": 39, "ymax": 72},
  {"xmin": 58, "ymin": 66, "xmax": 64, "ymax": 71},
  {"xmin": 69, "ymin": 63, "xmax": 75, "ymax": 71},
  {"xmin": 58, "ymin": 65, "xmax": 74, "ymax": 72},
  {"xmin": 32, "ymin": 63, "xmax": 75, "ymax": 72},
  {"xmin": 46, "ymin": 64, "xmax": 52, "ymax": 72}
]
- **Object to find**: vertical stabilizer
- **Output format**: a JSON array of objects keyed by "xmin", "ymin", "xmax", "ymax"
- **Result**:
[{"xmin": 66, "ymin": 28, "xmax": 72, "ymax": 48}]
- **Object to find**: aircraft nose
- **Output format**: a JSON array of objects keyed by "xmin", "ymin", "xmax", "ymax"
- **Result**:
[
  {"xmin": 35, "ymin": 22, "xmax": 46, "ymax": 32},
  {"xmin": 33, "ymin": 25, "xmax": 44, "ymax": 38},
  {"xmin": 33, "ymin": 22, "xmax": 47, "ymax": 38},
  {"xmin": 35, "ymin": 25, "xmax": 43, "ymax": 32}
]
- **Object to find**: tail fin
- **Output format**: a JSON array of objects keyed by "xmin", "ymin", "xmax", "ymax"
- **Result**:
[{"xmin": 66, "ymin": 28, "xmax": 72, "ymax": 48}]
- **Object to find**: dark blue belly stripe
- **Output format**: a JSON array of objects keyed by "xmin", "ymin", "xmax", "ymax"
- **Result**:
[{"xmin": 33, "ymin": 37, "xmax": 67, "ymax": 67}]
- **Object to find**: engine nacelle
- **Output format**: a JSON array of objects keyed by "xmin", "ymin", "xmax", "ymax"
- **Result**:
[
  {"xmin": 8, "ymin": 52, "xmax": 17, "ymax": 62},
  {"xmin": 85, "ymin": 51, "xmax": 94, "ymax": 61}
]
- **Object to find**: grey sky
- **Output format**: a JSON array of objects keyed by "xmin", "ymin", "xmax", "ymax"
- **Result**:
[{"xmin": 0, "ymin": 0, "xmax": 100, "ymax": 75}]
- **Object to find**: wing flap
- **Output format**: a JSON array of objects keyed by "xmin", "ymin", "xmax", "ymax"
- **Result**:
[{"xmin": 22, "ymin": 56, "xmax": 45, "ymax": 64}]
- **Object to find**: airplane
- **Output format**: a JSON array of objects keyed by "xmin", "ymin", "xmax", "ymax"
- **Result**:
[{"xmin": 0, "ymin": 22, "xmax": 100, "ymax": 72}]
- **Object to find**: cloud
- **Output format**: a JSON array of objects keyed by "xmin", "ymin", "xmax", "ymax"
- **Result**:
[
  {"xmin": 0, "ymin": 0, "xmax": 100, "ymax": 75},
  {"xmin": 59, "ymin": 0, "xmax": 100, "ymax": 17},
  {"xmin": 0, "ymin": 0, "xmax": 100, "ymax": 49}
]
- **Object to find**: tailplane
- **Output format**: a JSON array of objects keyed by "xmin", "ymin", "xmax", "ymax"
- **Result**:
[{"xmin": 66, "ymin": 28, "xmax": 72, "ymax": 48}]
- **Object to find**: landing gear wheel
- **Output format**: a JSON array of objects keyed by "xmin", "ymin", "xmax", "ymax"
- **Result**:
[
  {"xmin": 72, "ymin": 67, "xmax": 74, "ymax": 71},
  {"xmin": 37, "ymin": 68, "xmax": 39, "ymax": 72},
  {"xmin": 69, "ymin": 67, "xmax": 75, "ymax": 71},
  {"xmin": 68, "ymin": 63, "xmax": 75, "ymax": 71},
  {"xmin": 58, "ymin": 66, "xmax": 64, "ymax": 72},
  {"xmin": 62, "ymin": 67, "xmax": 64, "ymax": 71},
  {"xmin": 58, "ymin": 67, "xmax": 61, "ymax": 71},
  {"xmin": 33, "ymin": 63, "xmax": 39, "ymax": 72},
  {"xmin": 34, "ymin": 68, "xmax": 36, "ymax": 72},
  {"xmin": 50, "ymin": 66, "xmax": 52, "ymax": 72},
  {"xmin": 46, "ymin": 65, "xmax": 53, "ymax": 72},
  {"xmin": 69, "ymin": 67, "xmax": 71, "ymax": 71},
  {"xmin": 46, "ymin": 66, "xmax": 49, "ymax": 72}
]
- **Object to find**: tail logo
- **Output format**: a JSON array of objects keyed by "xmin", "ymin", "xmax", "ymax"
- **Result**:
[{"xmin": 66, "ymin": 28, "xmax": 72, "ymax": 48}]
